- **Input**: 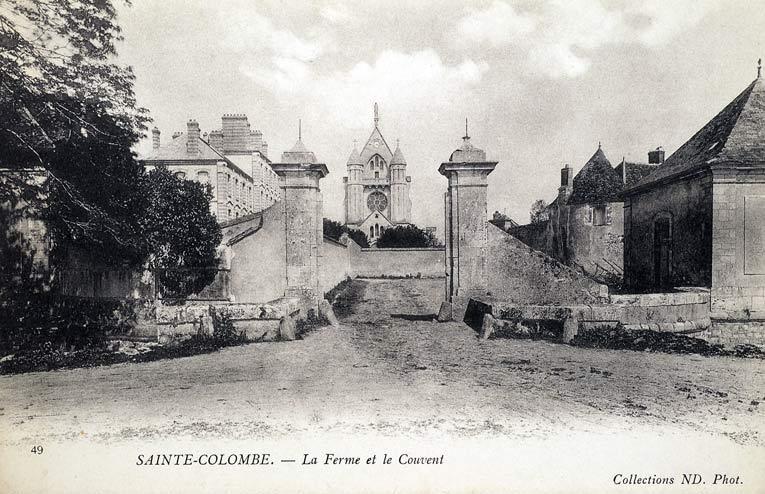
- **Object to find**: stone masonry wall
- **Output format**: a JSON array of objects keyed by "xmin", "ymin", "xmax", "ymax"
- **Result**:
[
  {"xmin": 711, "ymin": 176, "xmax": 765, "ymax": 319},
  {"xmin": 352, "ymin": 247, "xmax": 445, "ymax": 278},
  {"xmin": 624, "ymin": 173, "xmax": 713, "ymax": 289},
  {"xmin": 484, "ymin": 224, "xmax": 607, "ymax": 305}
]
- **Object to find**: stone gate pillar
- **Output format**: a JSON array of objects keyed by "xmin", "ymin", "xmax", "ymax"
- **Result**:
[
  {"xmin": 439, "ymin": 129, "xmax": 498, "ymax": 320},
  {"xmin": 272, "ymin": 135, "xmax": 328, "ymax": 306}
]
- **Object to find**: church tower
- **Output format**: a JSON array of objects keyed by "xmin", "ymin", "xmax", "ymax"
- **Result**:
[{"xmin": 343, "ymin": 103, "xmax": 412, "ymax": 243}]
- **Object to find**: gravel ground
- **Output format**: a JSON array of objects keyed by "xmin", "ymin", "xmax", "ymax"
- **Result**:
[{"xmin": 0, "ymin": 278, "xmax": 762, "ymax": 446}]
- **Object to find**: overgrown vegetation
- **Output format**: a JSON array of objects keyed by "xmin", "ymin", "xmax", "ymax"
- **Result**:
[
  {"xmin": 375, "ymin": 224, "xmax": 442, "ymax": 248},
  {"xmin": 0, "ymin": 306, "xmax": 246, "ymax": 375},
  {"xmin": 294, "ymin": 308, "xmax": 329, "ymax": 340},
  {"xmin": 323, "ymin": 218, "xmax": 369, "ymax": 247},
  {"xmin": 571, "ymin": 325, "xmax": 765, "ymax": 359},
  {"xmin": 325, "ymin": 278, "xmax": 367, "ymax": 318}
]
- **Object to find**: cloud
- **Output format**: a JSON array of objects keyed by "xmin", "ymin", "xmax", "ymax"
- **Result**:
[
  {"xmin": 242, "ymin": 48, "xmax": 489, "ymax": 128},
  {"xmin": 455, "ymin": 0, "xmax": 720, "ymax": 78},
  {"xmin": 456, "ymin": 1, "xmax": 535, "ymax": 47},
  {"xmin": 320, "ymin": 3, "xmax": 354, "ymax": 25},
  {"xmin": 219, "ymin": 7, "xmax": 323, "ymax": 63}
]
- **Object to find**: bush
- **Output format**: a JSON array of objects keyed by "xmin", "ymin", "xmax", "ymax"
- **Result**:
[
  {"xmin": 323, "ymin": 218, "xmax": 370, "ymax": 248},
  {"xmin": 376, "ymin": 225, "xmax": 442, "ymax": 248}
]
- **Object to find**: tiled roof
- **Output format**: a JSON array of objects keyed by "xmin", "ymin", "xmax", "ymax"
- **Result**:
[
  {"xmin": 567, "ymin": 147, "xmax": 623, "ymax": 204},
  {"xmin": 613, "ymin": 161, "xmax": 660, "ymax": 187},
  {"xmin": 139, "ymin": 133, "xmax": 225, "ymax": 162},
  {"xmin": 626, "ymin": 76, "xmax": 765, "ymax": 192}
]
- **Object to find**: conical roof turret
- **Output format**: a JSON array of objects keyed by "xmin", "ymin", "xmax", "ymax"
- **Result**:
[
  {"xmin": 347, "ymin": 145, "xmax": 362, "ymax": 166},
  {"xmin": 391, "ymin": 140, "xmax": 407, "ymax": 165}
]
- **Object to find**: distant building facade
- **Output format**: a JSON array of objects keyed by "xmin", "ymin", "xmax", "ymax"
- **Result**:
[
  {"xmin": 510, "ymin": 146, "xmax": 659, "ymax": 281},
  {"xmin": 623, "ymin": 72, "xmax": 765, "ymax": 320},
  {"xmin": 343, "ymin": 104, "xmax": 412, "ymax": 244},
  {"xmin": 140, "ymin": 114, "xmax": 280, "ymax": 222}
]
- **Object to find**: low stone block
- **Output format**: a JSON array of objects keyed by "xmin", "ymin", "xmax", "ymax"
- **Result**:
[
  {"xmin": 318, "ymin": 299, "xmax": 340, "ymax": 327},
  {"xmin": 437, "ymin": 301, "xmax": 453, "ymax": 322},
  {"xmin": 278, "ymin": 315, "xmax": 296, "ymax": 341},
  {"xmin": 562, "ymin": 317, "xmax": 578, "ymax": 343},
  {"xmin": 480, "ymin": 313, "xmax": 495, "ymax": 340}
]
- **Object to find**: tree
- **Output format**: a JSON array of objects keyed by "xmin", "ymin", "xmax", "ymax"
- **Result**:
[
  {"xmin": 322, "ymin": 218, "xmax": 369, "ymax": 248},
  {"xmin": 530, "ymin": 199, "xmax": 550, "ymax": 224},
  {"xmin": 141, "ymin": 167, "xmax": 222, "ymax": 297},
  {"xmin": 376, "ymin": 225, "xmax": 442, "ymax": 248},
  {"xmin": 0, "ymin": 0, "xmax": 150, "ymax": 265}
]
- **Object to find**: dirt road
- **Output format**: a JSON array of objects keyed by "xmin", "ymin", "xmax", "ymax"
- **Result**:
[
  {"xmin": 0, "ymin": 278, "xmax": 763, "ymax": 444},
  {"xmin": 1, "ymin": 279, "xmax": 764, "ymax": 492}
]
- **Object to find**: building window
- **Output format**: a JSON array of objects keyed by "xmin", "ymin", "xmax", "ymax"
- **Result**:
[
  {"xmin": 375, "ymin": 171, "xmax": 379, "ymax": 179},
  {"xmin": 174, "ymin": 171, "xmax": 186, "ymax": 179},
  {"xmin": 593, "ymin": 205, "xmax": 607, "ymax": 226},
  {"xmin": 375, "ymin": 224, "xmax": 379, "ymax": 236},
  {"xmin": 370, "ymin": 226, "xmax": 374, "ymax": 237},
  {"xmin": 197, "ymin": 171, "xmax": 209, "ymax": 183}
]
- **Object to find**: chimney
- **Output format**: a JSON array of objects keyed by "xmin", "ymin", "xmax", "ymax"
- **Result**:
[
  {"xmin": 648, "ymin": 146, "xmax": 665, "ymax": 164},
  {"xmin": 186, "ymin": 119, "xmax": 200, "ymax": 155},
  {"xmin": 151, "ymin": 127, "xmax": 161, "ymax": 149},
  {"xmin": 558, "ymin": 164, "xmax": 574, "ymax": 201},
  {"xmin": 221, "ymin": 113, "xmax": 249, "ymax": 153},
  {"xmin": 261, "ymin": 140, "xmax": 268, "ymax": 159},
  {"xmin": 208, "ymin": 130, "xmax": 223, "ymax": 151},
  {"xmin": 250, "ymin": 129, "xmax": 263, "ymax": 152},
  {"xmin": 560, "ymin": 164, "xmax": 574, "ymax": 187}
]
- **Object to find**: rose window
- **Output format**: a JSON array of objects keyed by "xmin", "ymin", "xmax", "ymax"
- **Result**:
[{"xmin": 367, "ymin": 191, "xmax": 388, "ymax": 212}]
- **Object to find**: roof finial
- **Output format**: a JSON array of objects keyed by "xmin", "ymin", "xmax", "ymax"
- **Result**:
[
  {"xmin": 298, "ymin": 119, "xmax": 302, "ymax": 141},
  {"xmin": 464, "ymin": 117, "xmax": 469, "ymax": 139},
  {"xmin": 374, "ymin": 102, "xmax": 379, "ymax": 127},
  {"xmin": 758, "ymin": 58, "xmax": 762, "ymax": 79},
  {"xmin": 396, "ymin": 138, "xmax": 400, "ymax": 147},
  {"xmin": 353, "ymin": 138, "xmax": 357, "ymax": 149},
  {"xmin": 598, "ymin": 141, "xmax": 602, "ymax": 150}
]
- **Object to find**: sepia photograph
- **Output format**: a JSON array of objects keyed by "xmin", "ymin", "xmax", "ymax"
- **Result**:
[{"xmin": 0, "ymin": 0, "xmax": 764, "ymax": 492}]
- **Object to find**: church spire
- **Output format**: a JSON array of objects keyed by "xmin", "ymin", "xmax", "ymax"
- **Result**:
[{"xmin": 374, "ymin": 102, "xmax": 379, "ymax": 127}]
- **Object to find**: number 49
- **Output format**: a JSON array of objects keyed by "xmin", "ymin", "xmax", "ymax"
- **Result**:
[{"xmin": 30, "ymin": 445, "xmax": 43, "ymax": 455}]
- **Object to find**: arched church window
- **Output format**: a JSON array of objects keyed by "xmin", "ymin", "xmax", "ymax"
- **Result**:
[
  {"xmin": 370, "ymin": 226, "xmax": 374, "ymax": 237},
  {"xmin": 375, "ymin": 224, "xmax": 379, "ymax": 237},
  {"xmin": 375, "ymin": 172, "xmax": 379, "ymax": 179}
]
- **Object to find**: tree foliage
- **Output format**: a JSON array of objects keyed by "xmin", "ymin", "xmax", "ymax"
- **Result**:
[
  {"xmin": 323, "ymin": 218, "xmax": 369, "ymax": 248},
  {"xmin": 142, "ymin": 166, "xmax": 222, "ymax": 297},
  {"xmin": 530, "ymin": 199, "xmax": 550, "ymax": 224},
  {"xmin": 376, "ymin": 225, "xmax": 442, "ymax": 248},
  {"xmin": 0, "ymin": 0, "xmax": 150, "ymax": 264}
]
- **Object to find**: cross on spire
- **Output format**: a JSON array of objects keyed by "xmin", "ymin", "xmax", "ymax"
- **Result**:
[
  {"xmin": 758, "ymin": 58, "xmax": 762, "ymax": 79},
  {"xmin": 374, "ymin": 102, "xmax": 379, "ymax": 127},
  {"xmin": 298, "ymin": 119, "xmax": 302, "ymax": 141},
  {"xmin": 464, "ymin": 117, "xmax": 469, "ymax": 139}
]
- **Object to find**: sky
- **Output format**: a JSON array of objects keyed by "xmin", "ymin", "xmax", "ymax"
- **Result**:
[{"xmin": 118, "ymin": 0, "xmax": 765, "ymax": 229}]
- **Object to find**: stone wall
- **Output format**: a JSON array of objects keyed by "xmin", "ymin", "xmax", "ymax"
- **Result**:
[
  {"xmin": 697, "ymin": 320, "xmax": 765, "ymax": 347},
  {"xmin": 483, "ymin": 224, "xmax": 607, "ymax": 305},
  {"xmin": 352, "ymin": 247, "xmax": 445, "ymax": 278},
  {"xmin": 507, "ymin": 222, "xmax": 548, "ymax": 253},
  {"xmin": 226, "ymin": 203, "xmax": 286, "ymax": 303},
  {"xmin": 57, "ymin": 250, "xmax": 153, "ymax": 299},
  {"xmin": 319, "ymin": 236, "xmax": 360, "ymax": 294},
  {"xmin": 710, "ymin": 171, "xmax": 765, "ymax": 319},
  {"xmin": 563, "ymin": 202, "xmax": 624, "ymax": 279},
  {"xmin": 624, "ymin": 173, "xmax": 713, "ymax": 289}
]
